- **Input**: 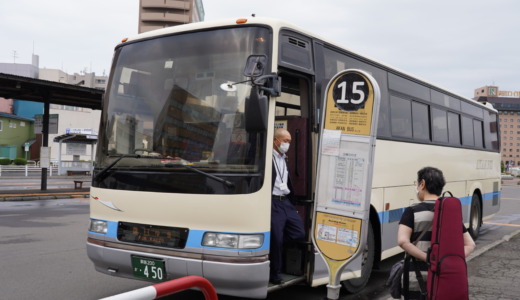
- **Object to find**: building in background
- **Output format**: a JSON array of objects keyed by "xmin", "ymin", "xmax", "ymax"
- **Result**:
[
  {"xmin": 0, "ymin": 112, "xmax": 36, "ymax": 160},
  {"xmin": 475, "ymin": 86, "xmax": 520, "ymax": 169},
  {"xmin": 39, "ymin": 69, "xmax": 107, "ymax": 90},
  {"xmin": 0, "ymin": 54, "xmax": 43, "ymax": 119},
  {"xmin": 138, "ymin": 0, "xmax": 204, "ymax": 33},
  {"xmin": 0, "ymin": 54, "xmax": 39, "ymax": 78},
  {"xmin": 0, "ymin": 57, "xmax": 106, "ymax": 164}
]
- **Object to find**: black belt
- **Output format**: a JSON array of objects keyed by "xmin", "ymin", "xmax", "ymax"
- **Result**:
[{"xmin": 272, "ymin": 195, "xmax": 288, "ymax": 201}]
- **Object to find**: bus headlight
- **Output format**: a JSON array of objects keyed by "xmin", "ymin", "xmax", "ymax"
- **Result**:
[
  {"xmin": 202, "ymin": 232, "xmax": 264, "ymax": 249},
  {"xmin": 89, "ymin": 219, "xmax": 108, "ymax": 234}
]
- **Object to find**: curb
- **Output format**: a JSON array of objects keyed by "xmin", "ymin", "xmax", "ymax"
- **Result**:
[
  {"xmin": 0, "ymin": 193, "xmax": 90, "ymax": 201},
  {"xmin": 466, "ymin": 228, "xmax": 520, "ymax": 262}
]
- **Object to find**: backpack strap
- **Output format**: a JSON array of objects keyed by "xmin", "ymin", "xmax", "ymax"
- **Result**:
[
  {"xmin": 411, "ymin": 256, "xmax": 428, "ymax": 297},
  {"xmin": 409, "ymin": 225, "xmax": 431, "ymax": 297},
  {"xmin": 441, "ymin": 190, "xmax": 454, "ymax": 198},
  {"xmin": 413, "ymin": 227, "xmax": 429, "ymax": 246},
  {"xmin": 402, "ymin": 225, "xmax": 431, "ymax": 298}
]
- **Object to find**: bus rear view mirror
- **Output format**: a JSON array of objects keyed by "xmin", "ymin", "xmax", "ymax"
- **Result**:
[
  {"xmin": 244, "ymin": 55, "xmax": 267, "ymax": 77},
  {"xmin": 245, "ymin": 86, "xmax": 268, "ymax": 132}
]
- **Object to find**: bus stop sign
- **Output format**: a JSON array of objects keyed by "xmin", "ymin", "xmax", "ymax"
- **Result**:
[{"xmin": 312, "ymin": 69, "xmax": 380, "ymax": 300}]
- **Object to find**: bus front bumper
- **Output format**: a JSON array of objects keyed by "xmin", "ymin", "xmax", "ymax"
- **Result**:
[{"xmin": 87, "ymin": 238, "xmax": 270, "ymax": 299}]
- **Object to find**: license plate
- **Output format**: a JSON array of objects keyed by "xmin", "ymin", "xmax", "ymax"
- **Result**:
[{"xmin": 131, "ymin": 256, "xmax": 166, "ymax": 281}]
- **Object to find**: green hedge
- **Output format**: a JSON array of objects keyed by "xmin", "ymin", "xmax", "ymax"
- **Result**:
[
  {"xmin": 0, "ymin": 158, "xmax": 10, "ymax": 165},
  {"xmin": 13, "ymin": 158, "xmax": 27, "ymax": 165}
]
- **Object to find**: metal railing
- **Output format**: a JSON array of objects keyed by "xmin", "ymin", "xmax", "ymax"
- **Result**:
[
  {"xmin": 100, "ymin": 276, "xmax": 218, "ymax": 300},
  {"xmin": 0, "ymin": 165, "xmax": 55, "ymax": 177}
]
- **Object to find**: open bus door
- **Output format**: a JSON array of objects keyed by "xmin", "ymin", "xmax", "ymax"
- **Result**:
[{"xmin": 271, "ymin": 71, "xmax": 315, "ymax": 285}]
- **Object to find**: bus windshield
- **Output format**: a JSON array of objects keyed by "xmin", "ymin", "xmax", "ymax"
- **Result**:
[{"xmin": 94, "ymin": 26, "xmax": 272, "ymax": 194}]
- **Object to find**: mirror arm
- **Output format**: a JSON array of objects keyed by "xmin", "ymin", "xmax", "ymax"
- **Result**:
[{"xmin": 252, "ymin": 73, "xmax": 281, "ymax": 97}]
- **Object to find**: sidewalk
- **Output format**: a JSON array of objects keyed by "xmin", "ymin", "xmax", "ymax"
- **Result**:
[
  {"xmin": 501, "ymin": 176, "xmax": 520, "ymax": 187},
  {"xmin": 0, "ymin": 176, "xmax": 91, "ymax": 201},
  {"xmin": 467, "ymin": 229, "xmax": 520, "ymax": 300}
]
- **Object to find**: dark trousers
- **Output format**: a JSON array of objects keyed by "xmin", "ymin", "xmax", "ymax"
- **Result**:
[{"xmin": 269, "ymin": 197, "xmax": 305, "ymax": 279}]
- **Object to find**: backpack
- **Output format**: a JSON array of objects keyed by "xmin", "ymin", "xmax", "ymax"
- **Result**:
[
  {"xmin": 386, "ymin": 229, "xmax": 429, "ymax": 299},
  {"xmin": 427, "ymin": 192, "xmax": 469, "ymax": 300},
  {"xmin": 386, "ymin": 258, "xmax": 405, "ymax": 298}
]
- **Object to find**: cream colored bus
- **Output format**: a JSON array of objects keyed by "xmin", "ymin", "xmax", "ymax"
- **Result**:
[{"xmin": 87, "ymin": 17, "xmax": 501, "ymax": 298}]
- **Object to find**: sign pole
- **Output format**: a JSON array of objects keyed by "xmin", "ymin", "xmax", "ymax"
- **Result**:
[{"xmin": 312, "ymin": 69, "xmax": 380, "ymax": 299}]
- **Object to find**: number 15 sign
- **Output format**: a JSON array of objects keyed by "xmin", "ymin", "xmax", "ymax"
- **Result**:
[
  {"xmin": 313, "ymin": 69, "xmax": 380, "ymax": 300},
  {"xmin": 323, "ymin": 70, "xmax": 377, "ymax": 135}
]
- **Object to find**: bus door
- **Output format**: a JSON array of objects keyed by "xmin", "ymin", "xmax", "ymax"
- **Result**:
[{"xmin": 273, "ymin": 71, "xmax": 314, "ymax": 278}]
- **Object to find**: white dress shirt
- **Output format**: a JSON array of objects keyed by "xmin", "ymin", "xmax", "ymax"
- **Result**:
[{"xmin": 272, "ymin": 151, "xmax": 290, "ymax": 196}]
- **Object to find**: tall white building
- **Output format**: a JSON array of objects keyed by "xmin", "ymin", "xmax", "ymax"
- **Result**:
[{"xmin": 138, "ymin": 0, "xmax": 204, "ymax": 33}]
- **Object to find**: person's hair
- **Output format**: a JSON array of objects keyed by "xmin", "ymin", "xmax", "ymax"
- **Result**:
[
  {"xmin": 417, "ymin": 167, "xmax": 445, "ymax": 196},
  {"xmin": 274, "ymin": 128, "xmax": 289, "ymax": 139}
]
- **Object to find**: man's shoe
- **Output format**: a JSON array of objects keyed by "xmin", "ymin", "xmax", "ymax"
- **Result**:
[{"xmin": 269, "ymin": 277, "xmax": 282, "ymax": 285}]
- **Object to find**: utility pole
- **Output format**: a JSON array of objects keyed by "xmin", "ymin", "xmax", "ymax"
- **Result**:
[{"xmin": 12, "ymin": 50, "xmax": 18, "ymax": 63}]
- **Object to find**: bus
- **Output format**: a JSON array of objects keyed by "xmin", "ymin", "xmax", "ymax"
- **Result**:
[{"xmin": 87, "ymin": 17, "xmax": 501, "ymax": 298}]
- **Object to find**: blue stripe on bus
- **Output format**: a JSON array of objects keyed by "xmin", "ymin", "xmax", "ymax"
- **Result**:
[
  {"xmin": 377, "ymin": 191, "xmax": 500, "ymax": 224},
  {"xmin": 378, "ymin": 207, "xmax": 406, "ymax": 224},
  {"xmin": 483, "ymin": 191, "xmax": 501, "ymax": 201},
  {"xmin": 88, "ymin": 219, "xmax": 270, "ymax": 251}
]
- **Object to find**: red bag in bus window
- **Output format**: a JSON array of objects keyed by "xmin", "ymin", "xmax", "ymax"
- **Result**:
[{"xmin": 427, "ymin": 192, "xmax": 469, "ymax": 300}]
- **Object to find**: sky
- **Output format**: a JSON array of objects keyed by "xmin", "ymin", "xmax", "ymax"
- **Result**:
[{"xmin": 1, "ymin": 0, "xmax": 519, "ymax": 99}]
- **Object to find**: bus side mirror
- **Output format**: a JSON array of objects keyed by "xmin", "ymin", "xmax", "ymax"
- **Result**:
[
  {"xmin": 244, "ymin": 55, "xmax": 281, "ymax": 97},
  {"xmin": 245, "ymin": 86, "xmax": 268, "ymax": 132},
  {"xmin": 244, "ymin": 55, "xmax": 267, "ymax": 77}
]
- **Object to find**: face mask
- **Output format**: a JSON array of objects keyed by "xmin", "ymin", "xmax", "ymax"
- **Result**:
[{"xmin": 278, "ymin": 142, "xmax": 290, "ymax": 154}]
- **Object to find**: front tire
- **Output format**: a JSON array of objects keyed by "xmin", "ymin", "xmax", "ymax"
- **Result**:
[
  {"xmin": 341, "ymin": 223, "xmax": 375, "ymax": 294},
  {"xmin": 468, "ymin": 194, "xmax": 482, "ymax": 240}
]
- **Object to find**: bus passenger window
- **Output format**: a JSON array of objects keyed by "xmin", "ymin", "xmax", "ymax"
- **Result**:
[
  {"xmin": 390, "ymin": 96, "xmax": 412, "ymax": 138},
  {"xmin": 432, "ymin": 108, "xmax": 448, "ymax": 143},
  {"xmin": 461, "ymin": 116, "xmax": 475, "ymax": 147},
  {"xmin": 412, "ymin": 101, "xmax": 430, "ymax": 141}
]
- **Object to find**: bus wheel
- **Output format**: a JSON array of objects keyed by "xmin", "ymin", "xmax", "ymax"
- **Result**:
[
  {"xmin": 469, "ymin": 193, "xmax": 482, "ymax": 240},
  {"xmin": 341, "ymin": 223, "xmax": 375, "ymax": 294}
]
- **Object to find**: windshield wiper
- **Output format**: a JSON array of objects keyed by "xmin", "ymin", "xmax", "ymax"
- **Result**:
[
  {"xmin": 94, "ymin": 154, "xmax": 140, "ymax": 183},
  {"xmin": 164, "ymin": 161, "xmax": 235, "ymax": 189},
  {"xmin": 95, "ymin": 154, "xmax": 235, "ymax": 189}
]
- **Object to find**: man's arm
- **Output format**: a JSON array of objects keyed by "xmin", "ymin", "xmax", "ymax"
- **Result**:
[
  {"xmin": 398, "ymin": 224, "xmax": 427, "ymax": 261},
  {"xmin": 463, "ymin": 231, "xmax": 476, "ymax": 257}
]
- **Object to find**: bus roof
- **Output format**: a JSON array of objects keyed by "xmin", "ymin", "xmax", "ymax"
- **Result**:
[{"xmin": 120, "ymin": 17, "xmax": 492, "ymax": 112}]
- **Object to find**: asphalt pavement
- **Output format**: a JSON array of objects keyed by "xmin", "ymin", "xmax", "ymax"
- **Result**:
[{"xmin": 1, "ymin": 175, "xmax": 519, "ymax": 299}]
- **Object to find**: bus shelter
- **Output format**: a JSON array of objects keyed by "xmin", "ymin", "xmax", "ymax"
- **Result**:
[
  {"xmin": 0, "ymin": 72, "xmax": 103, "ymax": 189},
  {"xmin": 53, "ymin": 133, "xmax": 97, "ymax": 175}
]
